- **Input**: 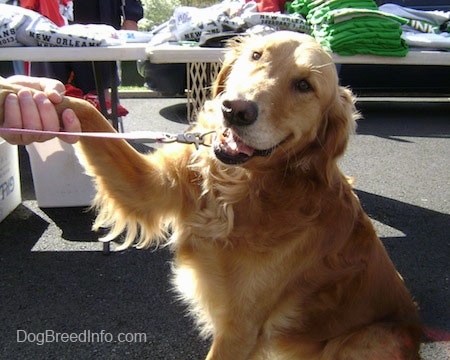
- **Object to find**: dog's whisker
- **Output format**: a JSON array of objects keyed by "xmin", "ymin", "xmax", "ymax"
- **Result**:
[{"xmin": 312, "ymin": 62, "xmax": 335, "ymax": 70}]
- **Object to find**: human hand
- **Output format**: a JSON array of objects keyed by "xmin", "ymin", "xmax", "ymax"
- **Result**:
[
  {"xmin": 121, "ymin": 20, "xmax": 138, "ymax": 31},
  {"xmin": 1, "ymin": 76, "xmax": 81, "ymax": 145}
]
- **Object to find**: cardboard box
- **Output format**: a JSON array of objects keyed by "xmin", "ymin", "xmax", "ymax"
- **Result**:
[
  {"xmin": 26, "ymin": 138, "xmax": 95, "ymax": 208},
  {"xmin": 0, "ymin": 139, "xmax": 22, "ymax": 222}
]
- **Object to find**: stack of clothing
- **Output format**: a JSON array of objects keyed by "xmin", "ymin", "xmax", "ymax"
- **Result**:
[
  {"xmin": 287, "ymin": 0, "xmax": 409, "ymax": 56},
  {"xmin": 380, "ymin": 3, "xmax": 450, "ymax": 51}
]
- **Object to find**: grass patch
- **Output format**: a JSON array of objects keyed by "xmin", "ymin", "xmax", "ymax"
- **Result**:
[{"xmin": 118, "ymin": 85, "xmax": 149, "ymax": 91}]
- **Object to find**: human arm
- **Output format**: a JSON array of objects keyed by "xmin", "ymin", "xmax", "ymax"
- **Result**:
[
  {"xmin": 121, "ymin": 0, "xmax": 144, "ymax": 30},
  {"xmin": 121, "ymin": 19, "xmax": 138, "ymax": 31}
]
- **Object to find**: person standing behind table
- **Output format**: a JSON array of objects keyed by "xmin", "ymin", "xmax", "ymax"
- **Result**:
[
  {"xmin": 71, "ymin": 0, "xmax": 143, "ymax": 104},
  {"xmin": 28, "ymin": 0, "xmax": 143, "ymax": 116},
  {"xmin": 20, "ymin": 0, "xmax": 73, "ymax": 75},
  {"xmin": 75, "ymin": 0, "xmax": 142, "ymax": 31}
]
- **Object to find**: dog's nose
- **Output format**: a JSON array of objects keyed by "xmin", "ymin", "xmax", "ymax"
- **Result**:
[{"xmin": 221, "ymin": 100, "xmax": 258, "ymax": 126}]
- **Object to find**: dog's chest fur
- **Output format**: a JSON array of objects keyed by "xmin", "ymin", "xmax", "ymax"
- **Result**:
[{"xmin": 169, "ymin": 165, "xmax": 353, "ymax": 341}]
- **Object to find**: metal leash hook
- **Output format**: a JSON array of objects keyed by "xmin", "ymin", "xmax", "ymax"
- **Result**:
[
  {"xmin": 173, "ymin": 131, "xmax": 215, "ymax": 150},
  {"xmin": 176, "ymin": 133, "xmax": 202, "ymax": 150}
]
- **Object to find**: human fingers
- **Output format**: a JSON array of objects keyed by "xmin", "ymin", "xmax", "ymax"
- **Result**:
[
  {"xmin": 38, "ymin": 78, "xmax": 64, "ymax": 104},
  {"xmin": 2, "ymin": 89, "xmax": 80, "ymax": 145},
  {"xmin": 1, "ymin": 93, "xmax": 23, "ymax": 145},
  {"xmin": 33, "ymin": 92, "xmax": 62, "ymax": 143},
  {"xmin": 59, "ymin": 109, "xmax": 81, "ymax": 144},
  {"xmin": 1, "ymin": 90, "xmax": 51, "ymax": 145},
  {"xmin": 6, "ymin": 75, "xmax": 64, "ymax": 104},
  {"xmin": 17, "ymin": 89, "xmax": 47, "ymax": 144}
]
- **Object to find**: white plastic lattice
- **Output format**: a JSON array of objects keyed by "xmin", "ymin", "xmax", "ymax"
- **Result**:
[{"xmin": 187, "ymin": 62, "xmax": 221, "ymax": 122}]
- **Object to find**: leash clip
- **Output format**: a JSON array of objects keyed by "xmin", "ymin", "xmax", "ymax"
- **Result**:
[{"xmin": 171, "ymin": 131, "xmax": 215, "ymax": 150}]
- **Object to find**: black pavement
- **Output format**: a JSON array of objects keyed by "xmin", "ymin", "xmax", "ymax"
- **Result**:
[{"xmin": 0, "ymin": 97, "xmax": 449, "ymax": 359}]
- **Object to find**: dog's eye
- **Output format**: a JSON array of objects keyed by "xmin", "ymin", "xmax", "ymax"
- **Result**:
[
  {"xmin": 251, "ymin": 51, "xmax": 262, "ymax": 61},
  {"xmin": 292, "ymin": 79, "xmax": 312, "ymax": 93}
]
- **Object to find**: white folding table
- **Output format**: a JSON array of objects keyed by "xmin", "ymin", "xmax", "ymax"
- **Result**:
[
  {"xmin": 0, "ymin": 44, "xmax": 149, "ymax": 130},
  {"xmin": 146, "ymin": 44, "xmax": 450, "ymax": 120}
]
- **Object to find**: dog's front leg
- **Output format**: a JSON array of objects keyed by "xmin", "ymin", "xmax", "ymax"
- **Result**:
[
  {"xmin": 71, "ymin": 101, "xmax": 197, "ymax": 247},
  {"xmin": 0, "ymin": 83, "xmax": 192, "ymax": 246}
]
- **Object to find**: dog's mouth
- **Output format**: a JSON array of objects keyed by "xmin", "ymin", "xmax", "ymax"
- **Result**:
[{"xmin": 213, "ymin": 128, "xmax": 275, "ymax": 165}]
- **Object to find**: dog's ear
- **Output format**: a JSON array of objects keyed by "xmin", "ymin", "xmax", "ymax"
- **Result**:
[
  {"xmin": 211, "ymin": 37, "xmax": 245, "ymax": 98},
  {"xmin": 320, "ymin": 86, "xmax": 359, "ymax": 160},
  {"xmin": 310, "ymin": 86, "xmax": 359, "ymax": 184},
  {"xmin": 211, "ymin": 54, "xmax": 235, "ymax": 98},
  {"xmin": 211, "ymin": 61, "xmax": 231, "ymax": 98}
]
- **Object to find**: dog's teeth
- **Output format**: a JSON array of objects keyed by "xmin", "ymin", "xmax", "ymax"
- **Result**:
[{"xmin": 228, "ymin": 137, "xmax": 239, "ymax": 151}]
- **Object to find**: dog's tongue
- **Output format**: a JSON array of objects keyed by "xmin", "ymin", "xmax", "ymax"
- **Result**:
[{"xmin": 221, "ymin": 129, "xmax": 254, "ymax": 157}]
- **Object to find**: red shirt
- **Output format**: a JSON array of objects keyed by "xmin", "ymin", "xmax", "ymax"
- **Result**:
[
  {"xmin": 247, "ymin": 0, "xmax": 288, "ymax": 13},
  {"xmin": 20, "ymin": 0, "xmax": 68, "ymax": 26}
]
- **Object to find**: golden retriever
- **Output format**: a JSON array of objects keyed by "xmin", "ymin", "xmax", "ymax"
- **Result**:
[{"xmin": 1, "ymin": 31, "xmax": 422, "ymax": 359}]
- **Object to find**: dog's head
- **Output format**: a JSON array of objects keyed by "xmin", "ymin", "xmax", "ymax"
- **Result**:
[{"xmin": 206, "ymin": 31, "xmax": 358, "ymax": 178}]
